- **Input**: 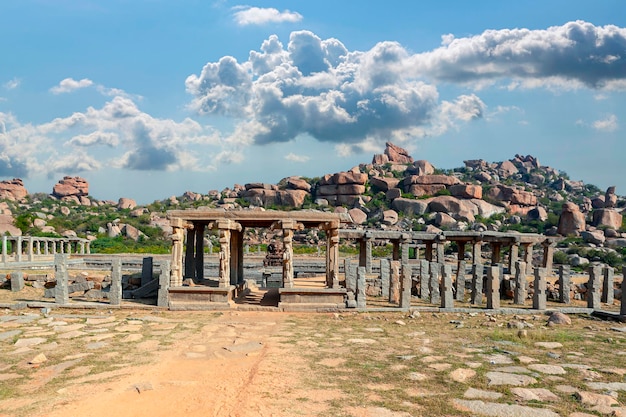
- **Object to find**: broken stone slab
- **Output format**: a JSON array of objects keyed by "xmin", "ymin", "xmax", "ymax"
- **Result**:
[
  {"xmin": 485, "ymin": 371, "xmax": 537, "ymax": 386},
  {"xmin": 463, "ymin": 388, "xmax": 503, "ymax": 400},
  {"xmin": 14, "ymin": 337, "xmax": 47, "ymax": 347},
  {"xmin": 527, "ymin": 364, "xmax": 566, "ymax": 375},
  {"xmin": 0, "ymin": 330, "xmax": 22, "ymax": 341},
  {"xmin": 511, "ymin": 387, "xmax": 559, "ymax": 402},
  {"xmin": 453, "ymin": 399, "xmax": 559, "ymax": 417}
]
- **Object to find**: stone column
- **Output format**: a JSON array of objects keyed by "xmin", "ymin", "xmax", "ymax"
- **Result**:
[
  {"xmin": 282, "ymin": 227, "xmax": 294, "ymax": 289},
  {"xmin": 359, "ymin": 236, "xmax": 373, "ymax": 274},
  {"xmin": 169, "ymin": 219, "xmax": 185, "ymax": 287},
  {"xmin": 184, "ymin": 226, "xmax": 196, "ymax": 280},
  {"xmin": 522, "ymin": 243, "xmax": 533, "ymax": 275},
  {"xmin": 532, "ymin": 267, "xmax": 547, "ymax": 310},
  {"xmin": 587, "ymin": 265, "xmax": 602, "ymax": 309},
  {"xmin": 471, "ymin": 263, "xmax": 484, "ymax": 305},
  {"xmin": 602, "ymin": 266, "xmax": 614, "ymax": 305},
  {"xmin": 54, "ymin": 254, "xmax": 69, "ymax": 305},
  {"xmin": 455, "ymin": 260, "xmax": 466, "ymax": 301},
  {"xmin": 435, "ymin": 240, "xmax": 445, "ymax": 263},
  {"xmin": 380, "ymin": 258, "xmax": 391, "ymax": 298},
  {"xmin": 344, "ymin": 259, "xmax": 357, "ymax": 292},
  {"xmin": 419, "ymin": 259, "xmax": 430, "ymax": 300},
  {"xmin": 558, "ymin": 265, "xmax": 571, "ymax": 304},
  {"xmin": 490, "ymin": 243, "xmax": 502, "ymax": 265},
  {"xmin": 237, "ymin": 229, "xmax": 244, "ymax": 285},
  {"xmin": 514, "ymin": 261, "xmax": 527, "ymax": 305},
  {"xmin": 392, "ymin": 240, "xmax": 400, "ymax": 261},
  {"xmin": 26, "ymin": 237, "xmax": 34, "ymax": 262},
  {"xmin": 508, "ymin": 243, "xmax": 519, "ymax": 274},
  {"xmin": 157, "ymin": 260, "xmax": 171, "ymax": 307},
  {"xmin": 51, "ymin": 240, "xmax": 57, "ymax": 254},
  {"xmin": 441, "ymin": 264, "xmax": 454, "ymax": 309},
  {"xmin": 486, "ymin": 266, "xmax": 500, "ymax": 309},
  {"xmin": 542, "ymin": 241, "xmax": 556, "ymax": 274},
  {"xmin": 429, "ymin": 261, "xmax": 440, "ymax": 305},
  {"xmin": 400, "ymin": 235, "xmax": 410, "ymax": 265},
  {"xmin": 109, "ymin": 258, "xmax": 122, "ymax": 305},
  {"xmin": 389, "ymin": 261, "xmax": 400, "ymax": 304},
  {"xmin": 230, "ymin": 229, "xmax": 240, "ymax": 286},
  {"xmin": 472, "ymin": 240, "xmax": 482, "ymax": 264},
  {"xmin": 425, "ymin": 241, "xmax": 433, "ymax": 262},
  {"xmin": 325, "ymin": 223, "xmax": 340, "ymax": 288},
  {"xmin": 16, "ymin": 236, "xmax": 22, "ymax": 262},
  {"xmin": 218, "ymin": 228, "xmax": 231, "ymax": 288},
  {"xmin": 356, "ymin": 266, "xmax": 367, "ymax": 309},
  {"xmin": 2, "ymin": 235, "xmax": 6, "ymax": 265},
  {"xmin": 195, "ymin": 223, "xmax": 205, "ymax": 281},
  {"xmin": 141, "ymin": 256, "xmax": 153, "ymax": 287},
  {"xmin": 44, "ymin": 240, "xmax": 49, "ymax": 255},
  {"xmin": 79, "ymin": 242, "xmax": 85, "ymax": 255},
  {"xmin": 400, "ymin": 263, "xmax": 412, "ymax": 309},
  {"xmin": 619, "ymin": 266, "xmax": 626, "ymax": 316}
]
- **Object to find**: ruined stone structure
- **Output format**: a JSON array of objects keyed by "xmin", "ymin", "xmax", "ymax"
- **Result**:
[
  {"xmin": 166, "ymin": 209, "xmax": 350, "ymax": 308},
  {"xmin": 1, "ymin": 235, "xmax": 90, "ymax": 265}
]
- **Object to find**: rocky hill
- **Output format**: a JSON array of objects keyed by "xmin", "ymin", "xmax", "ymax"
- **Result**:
[{"xmin": 0, "ymin": 143, "xmax": 624, "ymax": 268}]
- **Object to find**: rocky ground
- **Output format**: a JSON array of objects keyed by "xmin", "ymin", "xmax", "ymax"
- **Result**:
[{"xmin": 2, "ymin": 292, "xmax": 626, "ymax": 416}]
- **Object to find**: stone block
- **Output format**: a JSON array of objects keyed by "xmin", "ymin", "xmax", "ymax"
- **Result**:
[
  {"xmin": 429, "ymin": 262, "xmax": 441, "ymax": 305},
  {"xmin": 558, "ymin": 265, "xmax": 570, "ymax": 304},
  {"xmin": 419, "ymin": 260, "xmax": 430, "ymax": 300},
  {"xmin": 486, "ymin": 266, "xmax": 500, "ymax": 309},
  {"xmin": 441, "ymin": 264, "xmax": 454, "ymax": 309},
  {"xmin": 10, "ymin": 272, "xmax": 24, "ymax": 292},
  {"xmin": 602, "ymin": 266, "xmax": 614, "ymax": 305},
  {"xmin": 471, "ymin": 264, "xmax": 484, "ymax": 305},
  {"xmin": 455, "ymin": 261, "xmax": 466, "ymax": 301},
  {"xmin": 532, "ymin": 268, "xmax": 547, "ymax": 310}
]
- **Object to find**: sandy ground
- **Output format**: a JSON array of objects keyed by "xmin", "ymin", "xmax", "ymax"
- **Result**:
[{"xmin": 11, "ymin": 311, "xmax": 324, "ymax": 417}]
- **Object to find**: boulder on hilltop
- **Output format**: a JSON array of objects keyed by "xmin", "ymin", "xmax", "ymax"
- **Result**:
[
  {"xmin": 53, "ymin": 176, "xmax": 89, "ymax": 198},
  {"xmin": 0, "ymin": 178, "xmax": 28, "ymax": 201},
  {"xmin": 372, "ymin": 142, "xmax": 414, "ymax": 165}
]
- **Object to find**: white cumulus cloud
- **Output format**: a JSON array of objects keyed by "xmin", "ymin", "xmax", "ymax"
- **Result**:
[
  {"xmin": 50, "ymin": 78, "xmax": 94, "ymax": 94},
  {"xmin": 593, "ymin": 114, "xmax": 618, "ymax": 132},
  {"xmin": 285, "ymin": 153, "xmax": 310, "ymax": 163},
  {"xmin": 233, "ymin": 6, "xmax": 302, "ymax": 26}
]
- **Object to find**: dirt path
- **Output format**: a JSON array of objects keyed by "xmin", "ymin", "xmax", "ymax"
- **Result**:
[{"xmin": 36, "ymin": 312, "xmax": 312, "ymax": 417}]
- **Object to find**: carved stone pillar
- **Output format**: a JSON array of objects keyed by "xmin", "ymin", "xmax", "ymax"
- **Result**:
[
  {"xmin": 542, "ymin": 240, "xmax": 556, "ymax": 274},
  {"xmin": 169, "ymin": 218, "xmax": 185, "ymax": 287},
  {"xmin": 491, "ymin": 242, "xmax": 502, "ymax": 265}
]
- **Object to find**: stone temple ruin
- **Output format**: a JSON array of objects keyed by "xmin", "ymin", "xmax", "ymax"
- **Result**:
[{"xmin": 3, "ymin": 208, "xmax": 626, "ymax": 316}]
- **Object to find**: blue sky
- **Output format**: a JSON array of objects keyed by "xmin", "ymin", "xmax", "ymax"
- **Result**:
[{"xmin": 0, "ymin": 0, "xmax": 625, "ymax": 203}]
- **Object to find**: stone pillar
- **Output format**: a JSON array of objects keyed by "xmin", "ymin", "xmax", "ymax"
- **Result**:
[
  {"xmin": 514, "ymin": 261, "xmax": 527, "ymax": 305},
  {"xmin": 79, "ymin": 242, "xmax": 85, "ymax": 255},
  {"xmin": 44, "ymin": 240, "xmax": 49, "ymax": 255},
  {"xmin": 400, "ymin": 263, "xmax": 412, "ymax": 309},
  {"xmin": 344, "ymin": 259, "xmax": 357, "ymax": 292},
  {"xmin": 532, "ymin": 267, "xmax": 547, "ymax": 310},
  {"xmin": 184, "ymin": 226, "xmax": 196, "ymax": 280},
  {"xmin": 54, "ymin": 254, "xmax": 69, "ymax": 305},
  {"xmin": 400, "ymin": 235, "xmax": 410, "ymax": 265},
  {"xmin": 455, "ymin": 260, "xmax": 466, "ymax": 301},
  {"xmin": 429, "ymin": 261, "xmax": 440, "ymax": 305},
  {"xmin": 419, "ymin": 259, "xmax": 430, "ymax": 300},
  {"xmin": 169, "ymin": 219, "xmax": 185, "ymax": 287},
  {"xmin": 16, "ymin": 236, "xmax": 22, "ymax": 262},
  {"xmin": 542, "ymin": 241, "xmax": 556, "ymax": 274},
  {"xmin": 471, "ymin": 263, "xmax": 484, "ymax": 305},
  {"xmin": 282, "ymin": 227, "xmax": 294, "ymax": 289},
  {"xmin": 587, "ymin": 265, "xmax": 602, "ymax": 309},
  {"xmin": 229, "ymin": 229, "xmax": 240, "ymax": 286},
  {"xmin": 1, "ymin": 235, "xmax": 6, "ymax": 264},
  {"xmin": 389, "ymin": 261, "xmax": 400, "ymax": 304},
  {"xmin": 325, "ymin": 225, "xmax": 340, "ymax": 288},
  {"xmin": 435, "ymin": 241, "xmax": 445, "ymax": 263},
  {"xmin": 141, "ymin": 256, "xmax": 153, "ymax": 287},
  {"xmin": 27, "ymin": 237, "xmax": 34, "ymax": 262},
  {"xmin": 157, "ymin": 260, "xmax": 171, "ymax": 307},
  {"xmin": 508, "ymin": 243, "xmax": 519, "ymax": 274},
  {"xmin": 392, "ymin": 240, "xmax": 400, "ymax": 261},
  {"xmin": 359, "ymin": 237, "xmax": 373, "ymax": 274},
  {"xmin": 195, "ymin": 223, "xmax": 205, "ymax": 281},
  {"xmin": 380, "ymin": 258, "xmax": 391, "ymax": 298},
  {"xmin": 86, "ymin": 241, "xmax": 91, "ymax": 254},
  {"xmin": 602, "ymin": 266, "xmax": 614, "ymax": 305},
  {"xmin": 619, "ymin": 266, "xmax": 626, "ymax": 316},
  {"xmin": 10, "ymin": 272, "xmax": 24, "ymax": 292},
  {"xmin": 237, "ymin": 229, "xmax": 244, "ymax": 285},
  {"xmin": 52, "ymin": 240, "xmax": 57, "ymax": 254},
  {"xmin": 491, "ymin": 243, "xmax": 502, "ymax": 265},
  {"xmin": 441, "ymin": 264, "xmax": 454, "ymax": 309},
  {"xmin": 425, "ymin": 241, "xmax": 433, "ymax": 262},
  {"xmin": 356, "ymin": 266, "xmax": 367, "ymax": 309},
  {"xmin": 486, "ymin": 266, "xmax": 500, "ymax": 309},
  {"xmin": 558, "ymin": 265, "xmax": 571, "ymax": 304},
  {"xmin": 522, "ymin": 243, "xmax": 534, "ymax": 275},
  {"xmin": 472, "ymin": 240, "xmax": 482, "ymax": 264},
  {"xmin": 109, "ymin": 258, "xmax": 122, "ymax": 306},
  {"xmin": 218, "ymin": 228, "xmax": 231, "ymax": 288}
]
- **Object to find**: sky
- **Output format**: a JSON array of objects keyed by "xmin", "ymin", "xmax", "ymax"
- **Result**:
[{"xmin": 0, "ymin": 0, "xmax": 625, "ymax": 204}]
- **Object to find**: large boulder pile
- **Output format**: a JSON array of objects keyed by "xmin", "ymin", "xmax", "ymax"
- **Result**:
[
  {"xmin": 240, "ymin": 178, "xmax": 309, "ymax": 208},
  {"xmin": 592, "ymin": 186, "xmax": 623, "ymax": 230},
  {"xmin": 315, "ymin": 169, "xmax": 367, "ymax": 206},
  {"xmin": 402, "ymin": 175, "xmax": 461, "ymax": 197},
  {"xmin": 372, "ymin": 142, "xmax": 414, "ymax": 165},
  {"xmin": 52, "ymin": 176, "xmax": 90, "ymax": 205},
  {"xmin": 486, "ymin": 184, "xmax": 537, "ymax": 214},
  {"xmin": 0, "ymin": 178, "xmax": 28, "ymax": 201}
]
